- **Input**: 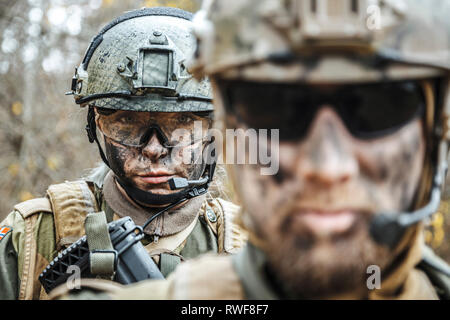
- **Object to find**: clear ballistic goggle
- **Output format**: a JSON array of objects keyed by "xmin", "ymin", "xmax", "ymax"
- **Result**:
[{"xmin": 96, "ymin": 109, "xmax": 212, "ymax": 149}]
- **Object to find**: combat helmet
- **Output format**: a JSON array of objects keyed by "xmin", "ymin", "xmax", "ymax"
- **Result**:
[
  {"xmin": 70, "ymin": 6, "xmax": 212, "ymax": 112},
  {"xmin": 190, "ymin": 0, "xmax": 450, "ymax": 247}
]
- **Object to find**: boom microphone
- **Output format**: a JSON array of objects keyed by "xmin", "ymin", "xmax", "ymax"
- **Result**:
[
  {"xmin": 370, "ymin": 179, "xmax": 442, "ymax": 248},
  {"xmin": 168, "ymin": 177, "xmax": 209, "ymax": 190}
]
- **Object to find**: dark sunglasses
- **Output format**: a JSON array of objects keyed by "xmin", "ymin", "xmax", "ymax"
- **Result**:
[{"xmin": 218, "ymin": 80, "xmax": 425, "ymax": 141}]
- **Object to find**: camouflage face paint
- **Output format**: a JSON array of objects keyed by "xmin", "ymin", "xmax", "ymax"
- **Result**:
[{"xmin": 100, "ymin": 111, "xmax": 212, "ymax": 196}]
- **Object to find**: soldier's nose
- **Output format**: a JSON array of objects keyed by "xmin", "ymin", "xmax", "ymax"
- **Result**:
[
  {"xmin": 296, "ymin": 107, "xmax": 359, "ymax": 186},
  {"xmin": 141, "ymin": 132, "xmax": 169, "ymax": 160}
]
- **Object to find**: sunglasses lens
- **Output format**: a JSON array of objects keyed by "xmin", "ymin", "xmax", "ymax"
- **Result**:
[
  {"xmin": 219, "ymin": 81, "xmax": 314, "ymax": 141},
  {"xmin": 219, "ymin": 80, "xmax": 424, "ymax": 141},
  {"xmin": 340, "ymin": 81, "xmax": 424, "ymax": 139}
]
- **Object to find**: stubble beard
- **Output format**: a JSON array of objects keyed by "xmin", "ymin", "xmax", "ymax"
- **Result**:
[{"xmin": 263, "ymin": 214, "xmax": 392, "ymax": 298}]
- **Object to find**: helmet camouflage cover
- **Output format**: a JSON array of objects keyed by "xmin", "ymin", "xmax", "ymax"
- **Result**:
[
  {"xmin": 190, "ymin": 0, "xmax": 450, "ymax": 83},
  {"xmin": 70, "ymin": 7, "xmax": 213, "ymax": 112}
]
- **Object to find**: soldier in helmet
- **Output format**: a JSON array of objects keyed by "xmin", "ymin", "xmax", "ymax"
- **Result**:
[
  {"xmin": 55, "ymin": 0, "xmax": 450, "ymax": 300},
  {"xmin": 0, "ymin": 7, "xmax": 246, "ymax": 300}
]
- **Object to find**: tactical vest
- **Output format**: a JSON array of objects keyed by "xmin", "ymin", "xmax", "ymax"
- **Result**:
[{"xmin": 13, "ymin": 180, "xmax": 247, "ymax": 300}]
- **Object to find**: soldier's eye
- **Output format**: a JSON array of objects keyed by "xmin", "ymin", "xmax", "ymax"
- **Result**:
[
  {"xmin": 121, "ymin": 116, "xmax": 134, "ymax": 123},
  {"xmin": 178, "ymin": 114, "xmax": 192, "ymax": 124}
]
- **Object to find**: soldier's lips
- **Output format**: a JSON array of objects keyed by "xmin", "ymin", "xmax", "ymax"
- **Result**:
[
  {"xmin": 135, "ymin": 174, "xmax": 175, "ymax": 184},
  {"xmin": 291, "ymin": 210, "xmax": 357, "ymax": 236}
]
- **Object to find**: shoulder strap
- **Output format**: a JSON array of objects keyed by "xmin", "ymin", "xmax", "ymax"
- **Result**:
[
  {"xmin": 13, "ymin": 197, "xmax": 52, "ymax": 218},
  {"xmin": 417, "ymin": 246, "xmax": 450, "ymax": 299},
  {"xmin": 84, "ymin": 211, "xmax": 116, "ymax": 278},
  {"xmin": 47, "ymin": 180, "xmax": 100, "ymax": 248},
  {"xmin": 206, "ymin": 198, "xmax": 248, "ymax": 254},
  {"xmin": 144, "ymin": 215, "xmax": 199, "ymax": 254},
  {"xmin": 144, "ymin": 214, "xmax": 199, "ymax": 277},
  {"xmin": 48, "ymin": 181, "xmax": 114, "ymax": 280}
]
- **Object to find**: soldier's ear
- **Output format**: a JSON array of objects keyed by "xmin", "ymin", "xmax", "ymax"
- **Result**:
[{"xmin": 92, "ymin": 106, "xmax": 100, "ymax": 127}]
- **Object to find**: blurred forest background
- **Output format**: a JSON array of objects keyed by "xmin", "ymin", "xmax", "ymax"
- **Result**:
[{"xmin": 0, "ymin": 0, "xmax": 449, "ymax": 262}]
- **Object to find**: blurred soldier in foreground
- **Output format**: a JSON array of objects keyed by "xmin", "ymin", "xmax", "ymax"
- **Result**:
[
  {"xmin": 0, "ymin": 7, "xmax": 245, "ymax": 300},
  {"xmin": 56, "ymin": 0, "xmax": 450, "ymax": 299}
]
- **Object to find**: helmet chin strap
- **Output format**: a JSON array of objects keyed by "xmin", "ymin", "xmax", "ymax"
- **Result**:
[{"xmin": 85, "ymin": 106, "xmax": 217, "ymax": 225}]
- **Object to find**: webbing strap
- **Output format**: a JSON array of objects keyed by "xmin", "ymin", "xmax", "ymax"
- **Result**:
[
  {"xmin": 84, "ymin": 211, "xmax": 117, "ymax": 277},
  {"xmin": 144, "ymin": 214, "xmax": 199, "ymax": 253}
]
